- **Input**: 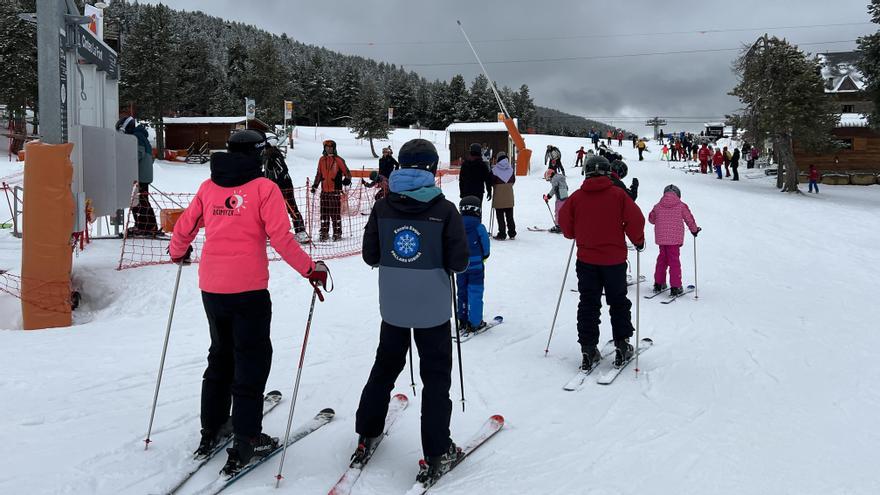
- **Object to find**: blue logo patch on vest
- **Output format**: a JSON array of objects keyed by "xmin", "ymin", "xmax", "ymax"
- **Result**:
[{"xmin": 392, "ymin": 225, "xmax": 422, "ymax": 263}]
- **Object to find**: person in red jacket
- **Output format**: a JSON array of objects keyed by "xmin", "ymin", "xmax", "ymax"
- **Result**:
[
  {"xmin": 169, "ymin": 129, "xmax": 330, "ymax": 475},
  {"xmin": 558, "ymin": 167, "xmax": 646, "ymax": 370},
  {"xmin": 808, "ymin": 164, "xmax": 820, "ymax": 193},
  {"xmin": 712, "ymin": 148, "xmax": 724, "ymax": 179},
  {"xmin": 311, "ymin": 139, "xmax": 352, "ymax": 242},
  {"xmin": 616, "ymin": 130, "xmax": 625, "ymax": 147},
  {"xmin": 574, "ymin": 146, "xmax": 587, "ymax": 167},
  {"xmin": 698, "ymin": 143, "xmax": 711, "ymax": 174}
]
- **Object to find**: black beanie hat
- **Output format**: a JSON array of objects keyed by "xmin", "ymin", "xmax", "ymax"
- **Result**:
[
  {"xmin": 469, "ymin": 143, "xmax": 482, "ymax": 156},
  {"xmin": 227, "ymin": 129, "xmax": 266, "ymax": 156},
  {"xmin": 459, "ymin": 195, "xmax": 482, "ymax": 217},
  {"xmin": 398, "ymin": 139, "xmax": 439, "ymax": 174}
]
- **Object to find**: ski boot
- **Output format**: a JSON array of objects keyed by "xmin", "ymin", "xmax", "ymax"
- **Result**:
[
  {"xmin": 318, "ymin": 232, "xmax": 330, "ymax": 242},
  {"xmin": 469, "ymin": 320, "xmax": 488, "ymax": 335},
  {"xmin": 580, "ymin": 347, "xmax": 601, "ymax": 372},
  {"xmin": 652, "ymin": 283, "xmax": 667, "ymax": 294},
  {"xmin": 349, "ymin": 435, "xmax": 381, "ymax": 468},
  {"xmin": 548, "ymin": 225, "xmax": 562, "ymax": 234},
  {"xmin": 294, "ymin": 231, "xmax": 311, "ymax": 244},
  {"xmin": 613, "ymin": 339, "xmax": 634, "ymax": 368},
  {"xmin": 415, "ymin": 442, "xmax": 463, "ymax": 486},
  {"xmin": 221, "ymin": 433, "xmax": 279, "ymax": 477},
  {"xmin": 493, "ymin": 233, "xmax": 507, "ymax": 241},
  {"xmin": 332, "ymin": 232, "xmax": 343, "ymax": 242},
  {"xmin": 194, "ymin": 420, "xmax": 233, "ymax": 459},
  {"xmin": 669, "ymin": 286, "xmax": 683, "ymax": 297}
]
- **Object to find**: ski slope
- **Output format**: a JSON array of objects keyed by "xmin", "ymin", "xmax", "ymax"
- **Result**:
[{"xmin": 1, "ymin": 127, "xmax": 879, "ymax": 494}]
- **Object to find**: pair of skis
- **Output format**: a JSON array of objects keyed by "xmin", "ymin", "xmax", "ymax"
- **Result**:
[
  {"xmin": 569, "ymin": 275, "xmax": 646, "ymax": 293},
  {"xmin": 328, "ymin": 394, "xmax": 505, "ymax": 495},
  {"xmin": 562, "ymin": 338, "xmax": 654, "ymax": 390},
  {"xmin": 644, "ymin": 284, "xmax": 696, "ymax": 304},
  {"xmin": 455, "ymin": 315, "xmax": 503, "ymax": 343},
  {"xmin": 163, "ymin": 391, "xmax": 335, "ymax": 495}
]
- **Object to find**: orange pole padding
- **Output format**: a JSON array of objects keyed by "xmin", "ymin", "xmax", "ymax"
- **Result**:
[
  {"xmin": 21, "ymin": 141, "xmax": 75, "ymax": 330},
  {"xmin": 502, "ymin": 117, "xmax": 531, "ymax": 176}
]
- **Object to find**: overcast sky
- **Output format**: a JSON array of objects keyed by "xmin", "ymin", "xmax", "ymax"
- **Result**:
[{"xmin": 147, "ymin": 0, "xmax": 873, "ymax": 132}]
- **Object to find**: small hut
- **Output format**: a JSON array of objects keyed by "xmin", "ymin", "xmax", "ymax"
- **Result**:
[
  {"xmin": 446, "ymin": 120, "xmax": 517, "ymax": 168},
  {"xmin": 163, "ymin": 116, "xmax": 270, "ymax": 151}
]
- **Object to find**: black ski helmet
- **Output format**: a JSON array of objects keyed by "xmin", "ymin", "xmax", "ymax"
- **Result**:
[
  {"xmin": 611, "ymin": 160, "xmax": 628, "ymax": 179},
  {"xmin": 584, "ymin": 155, "xmax": 611, "ymax": 176},
  {"xmin": 398, "ymin": 139, "xmax": 439, "ymax": 174},
  {"xmin": 459, "ymin": 195, "xmax": 482, "ymax": 217},
  {"xmin": 227, "ymin": 129, "xmax": 266, "ymax": 156}
]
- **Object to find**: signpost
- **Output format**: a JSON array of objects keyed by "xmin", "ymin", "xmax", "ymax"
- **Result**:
[
  {"xmin": 245, "ymin": 98, "xmax": 256, "ymax": 129},
  {"xmin": 388, "ymin": 107, "xmax": 394, "ymax": 125}
]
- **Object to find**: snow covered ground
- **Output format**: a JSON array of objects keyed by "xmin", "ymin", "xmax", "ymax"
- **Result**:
[{"xmin": 1, "ymin": 127, "xmax": 879, "ymax": 494}]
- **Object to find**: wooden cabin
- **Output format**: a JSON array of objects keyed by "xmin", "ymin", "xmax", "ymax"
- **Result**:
[
  {"xmin": 163, "ymin": 116, "xmax": 270, "ymax": 151},
  {"xmin": 446, "ymin": 121, "xmax": 517, "ymax": 168}
]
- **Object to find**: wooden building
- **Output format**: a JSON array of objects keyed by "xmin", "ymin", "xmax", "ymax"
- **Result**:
[
  {"xmin": 163, "ymin": 116, "xmax": 270, "ymax": 151},
  {"xmin": 446, "ymin": 120, "xmax": 517, "ymax": 168}
]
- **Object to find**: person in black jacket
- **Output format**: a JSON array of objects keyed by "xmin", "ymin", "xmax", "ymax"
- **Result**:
[
  {"xmin": 378, "ymin": 146, "xmax": 399, "ymax": 180},
  {"xmin": 356, "ymin": 138, "xmax": 469, "ymax": 486},
  {"xmin": 730, "ymin": 147, "xmax": 741, "ymax": 181},
  {"xmin": 459, "ymin": 143, "xmax": 492, "ymax": 202},
  {"xmin": 263, "ymin": 137, "xmax": 309, "ymax": 243}
]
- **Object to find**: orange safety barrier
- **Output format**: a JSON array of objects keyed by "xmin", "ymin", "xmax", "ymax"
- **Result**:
[
  {"xmin": 502, "ymin": 117, "xmax": 532, "ymax": 176},
  {"xmin": 21, "ymin": 141, "xmax": 75, "ymax": 329}
]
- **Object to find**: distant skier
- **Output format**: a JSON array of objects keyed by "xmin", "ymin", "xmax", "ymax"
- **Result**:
[
  {"xmin": 723, "ymin": 146, "xmax": 732, "ymax": 177},
  {"xmin": 648, "ymin": 184, "xmax": 700, "ymax": 296},
  {"xmin": 558, "ymin": 158, "xmax": 645, "ymax": 370},
  {"xmin": 636, "ymin": 138, "xmax": 647, "ymax": 161},
  {"xmin": 592, "ymin": 131, "xmax": 601, "ymax": 151},
  {"xmin": 378, "ymin": 146, "xmax": 399, "ymax": 180},
  {"xmin": 808, "ymin": 164, "xmax": 820, "ymax": 193},
  {"xmin": 574, "ymin": 146, "xmax": 587, "ymax": 167},
  {"xmin": 168, "ymin": 129, "xmax": 330, "ymax": 476},
  {"xmin": 661, "ymin": 144, "xmax": 669, "ymax": 161},
  {"xmin": 617, "ymin": 130, "xmax": 625, "ymax": 147},
  {"xmin": 730, "ymin": 147, "xmax": 741, "ymax": 181},
  {"xmin": 263, "ymin": 136, "xmax": 309, "ymax": 243},
  {"xmin": 580, "ymin": 149, "xmax": 596, "ymax": 176},
  {"xmin": 311, "ymin": 139, "xmax": 352, "ymax": 241},
  {"xmin": 544, "ymin": 144, "xmax": 565, "ymax": 176},
  {"xmin": 459, "ymin": 143, "xmax": 493, "ymax": 204},
  {"xmin": 543, "ymin": 168, "xmax": 569, "ymax": 233},
  {"xmin": 698, "ymin": 142, "xmax": 711, "ymax": 174},
  {"xmin": 712, "ymin": 148, "xmax": 724, "ymax": 179},
  {"xmin": 356, "ymin": 139, "xmax": 470, "ymax": 485},
  {"xmin": 116, "ymin": 116, "xmax": 160, "ymax": 238},
  {"xmin": 361, "ymin": 170, "xmax": 389, "ymax": 201},
  {"xmin": 481, "ymin": 143, "xmax": 493, "ymax": 166},
  {"xmin": 456, "ymin": 196, "xmax": 491, "ymax": 334},
  {"xmin": 491, "ymin": 151, "xmax": 516, "ymax": 240}
]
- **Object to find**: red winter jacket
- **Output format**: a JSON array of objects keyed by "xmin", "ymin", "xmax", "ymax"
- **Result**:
[
  {"xmin": 809, "ymin": 168, "xmax": 820, "ymax": 181},
  {"xmin": 698, "ymin": 146, "xmax": 711, "ymax": 163},
  {"xmin": 558, "ymin": 176, "xmax": 645, "ymax": 265},
  {"xmin": 712, "ymin": 150, "xmax": 723, "ymax": 166}
]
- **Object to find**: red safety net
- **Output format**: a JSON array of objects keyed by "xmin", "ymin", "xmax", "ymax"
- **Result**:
[{"xmin": 0, "ymin": 270, "xmax": 72, "ymax": 313}]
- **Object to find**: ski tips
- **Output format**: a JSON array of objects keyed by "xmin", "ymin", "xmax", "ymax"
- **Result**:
[
  {"xmin": 641, "ymin": 338, "xmax": 654, "ymax": 344},
  {"xmin": 392, "ymin": 393, "xmax": 409, "ymax": 404},
  {"xmin": 320, "ymin": 407, "xmax": 336, "ymax": 416},
  {"xmin": 266, "ymin": 390, "xmax": 282, "ymax": 397},
  {"xmin": 494, "ymin": 315, "xmax": 503, "ymax": 322},
  {"xmin": 489, "ymin": 414, "xmax": 505, "ymax": 426}
]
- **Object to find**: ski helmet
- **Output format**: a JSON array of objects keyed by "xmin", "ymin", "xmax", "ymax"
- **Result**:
[
  {"xmin": 543, "ymin": 168, "xmax": 556, "ymax": 180},
  {"xmin": 583, "ymin": 155, "xmax": 611, "ymax": 176},
  {"xmin": 610, "ymin": 160, "xmax": 628, "ymax": 179},
  {"xmin": 227, "ymin": 129, "xmax": 266, "ymax": 156},
  {"xmin": 459, "ymin": 195, "xmax": 482, "ymax": 217},
  {"xmin": 398, "ymin": 139, "xmax": 439, "ymax": 174},
  {"xmin": 322, "ymin": 139, "xmax": 337, "ymax": 155},
  {"xmin": 664, "ymin": 184, "xmax": 681, "ymax": 198},
  {"xmin": 470, "ymin": 143, "xmax": 483, "ymax": 156},
  {"xmin": 265, "ymin": 135, "xmax": 279, "ymax": 147}
]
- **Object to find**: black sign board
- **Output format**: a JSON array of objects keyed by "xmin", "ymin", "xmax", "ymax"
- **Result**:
[{"xmin": 75, "ymin": 25, "xmax": 118, "ymax": 79}]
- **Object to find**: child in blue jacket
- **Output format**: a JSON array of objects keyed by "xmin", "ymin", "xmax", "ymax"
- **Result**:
[{"xmin": 457, "ymin": 196, "xmax": 490, "ymax": 333}]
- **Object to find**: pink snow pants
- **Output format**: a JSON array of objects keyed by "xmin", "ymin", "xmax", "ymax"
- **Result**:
[
  {"xmin": 654, "ymin": 245, "xmax": 682, "ymax": 288},
  {"xmin": 555, "ymin": 198, "xmax": 566, "ymax": 224}
]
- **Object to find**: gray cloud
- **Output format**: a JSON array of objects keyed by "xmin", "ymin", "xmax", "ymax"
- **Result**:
[{"xmin": 144, "ymin": 0, "xmax": 873, "ymax": 132}]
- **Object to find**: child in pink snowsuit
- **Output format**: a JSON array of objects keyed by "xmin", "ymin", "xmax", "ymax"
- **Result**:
[{"xmin": 648, "ymin": 184, "xmax": 700, "ymax": 295}]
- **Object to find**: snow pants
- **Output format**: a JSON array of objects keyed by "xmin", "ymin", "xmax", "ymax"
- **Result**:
[
  {"xmin": 715, "ymin": 165, "xmax": 723, "ymax": 179},
  {"xmin": 200, "ymin": 290, "xmax": 273, "ymax": 439},
  {"xmin": 457, "ymin": 268, "xmax": 485, "ymax": 327},
  {"xmin": 575, "ymin": 261, "xmax": 635, "ymax": 350},
  {"xmin": 356, "ymin": 320, "xmax": 453, "ymax": 457},
  {"xmin": 319, "ymin": 191, "xmax": 342, "ymax": 239},
  {"xmin": 638, "ymin": 148, "xmax": 644, "ymax": 161},
  {"xmin": 700, "ymin": 160, "xmax": 708, "ymax": 174},
  {"xmin": 654, "ymin": 245, "xmax": 682, "ymax": 288},
  {"xmin": 732, "ymin": 163, "xmax": 739, "ymax": 181},
  {"xmin": 132, "ymin": 182, "xmax": 159, "ymax": 234},
  {"xmin": 494, "ymin": 207, "xmax": 516, "ymax": 239},
  {"xmin": 276, "ymin": 178, "xmax": 306, "ymax": 233},
  {"xmin": 555, "ymin": 198, "xmax": 566, "ymax": 225},
  {"xmin": 809, "ymin": 180, "xmax": 819, "ymax": 193}
]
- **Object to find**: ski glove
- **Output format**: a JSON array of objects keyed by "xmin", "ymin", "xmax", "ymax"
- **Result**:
[
  {"xmin": 308, "ymin": 260, "xmax": 331, "ymax": 290},
  {"xmin": 692, "ymin": 227, "xmax": 702, "ymax": 238},
  {"xmin": 169, "ymin": 245, "xmax": 192, "ymax": 265},
  {"xmin": 543, "ymin": 194, "xmax": 550, "ymax": 203},
  {"xmin": 634, "ymin": 243, "xmax": 645, "ymax": 252},
  {"xmin": 310, "ymin": 186, "xmax": 317, "ymax": 194},
  {"xmin": 342, "ymin": 176, "xmax": 352, "ymax": 186}
]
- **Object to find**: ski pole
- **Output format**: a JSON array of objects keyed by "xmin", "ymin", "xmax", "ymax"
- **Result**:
[
  {"xmin": 408, "ymin": 334, "xmax": 417, "ymax": 397},
  {"xmin": 544, "ymin": 200, "xmax": 556, "ymax": 227},
  {"xmin": 275, "ymin": 286, "xmax": 322, "ymax": 487},
  {"xmin": 544, "ymin": 239, "xmax": 575, "ymax": 356},
  {"xmin": 488, "ymin": 206, "xmax": 495, "ymax": 236},
  {"xmin": 144, "ymin": 263, "xmax": 184, "ymax": 450},
  {"xmin": 693, "ymin": 236, "xmax": 699, "ymax": 300},
  {"xmin": 450, "ymin": 275, "xmax": 466, "ymax": 412},
  {"xmin": 634, "ymin": 249, "xmax": 641, "ymax": 376}
]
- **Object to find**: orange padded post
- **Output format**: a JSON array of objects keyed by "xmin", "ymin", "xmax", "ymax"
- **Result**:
[
  {"xmin": 502, "ymin": 117, "xmax": 531, "ymax": 176},
  {"xmin": 21, "ymin": 141, "xmax": 75, "ymax": 329}
]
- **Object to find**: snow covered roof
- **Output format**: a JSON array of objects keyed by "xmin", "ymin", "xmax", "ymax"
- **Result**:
[
  {"xmin": 818, "ymin": 52, "xmax": 865, "ymax": 93},
  {"xmin": 838, "ymin": 113, "xmax": 869, "ymax": 128},
  {"xmin": 704, "ymin": 122, "xmax": 724, "ymax": 128},
  {"xmin": 446, "ymin": 120, "xmax": 517, "ymax": 133},
  {"xmin": 163, "ymin": 116, "xmax": 250, "ymax": 125}
]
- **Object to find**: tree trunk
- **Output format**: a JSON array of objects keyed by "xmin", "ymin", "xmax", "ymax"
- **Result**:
[
  {"xmin": 155, "ymin": 120, "xmax": 165, "ymax": 156},
  {"xmin": 776, "ymin": 133, "xmax": 799, "ymax": 193},
  {"xmin": 368, "ymin": 137, "xmax": 378, "ymax": 158}
]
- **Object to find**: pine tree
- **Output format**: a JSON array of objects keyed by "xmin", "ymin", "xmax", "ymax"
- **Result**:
[
  {"xmin": 174, "ymin": 34, "xmax": 217, "ymax": 116},
  {"xmin": 857, "ymin": 0, "xmax": 880, "ymax": 128},
  {"xmin": 302, "ymin": 54, "xmax": 333, "ymax": 126},
  {"xmin": 0, "ymin": 0, "xmax": 37, "ymax": 150},
  {"xmin": 512, "ymin": 84, "xmax": 537, "ymax": 131},
  {"xmin": 428, "ymin": 80, "xmax": 453, "ymax": 129},
  {"xmin": 336, "ymin": 67, "xmax": 361, "ymax": 123},
  {"xmin": 468, "ymin": 74, "xmax": 497, "ymax": 121},
  {"xmin": 387, "ymin": 71, "xmax": 416, "ymax": 127},
  {"xmin": 349, "ymin": 78, "xmax": 390, "ymax": 158},
  {"xmin": 246, "ymin": 36, "xmax": 287, "ymax": 124},
  {"xmin": 448, "ymin": 74, "xmax": 470, "ymax": 122},
  {"xmin": 731, "ymin": 35, "xmax": 839, "ymax": 192},
  {"xmin": 119, "ymin": 3, "xmax": 178, "ymax": 152}
]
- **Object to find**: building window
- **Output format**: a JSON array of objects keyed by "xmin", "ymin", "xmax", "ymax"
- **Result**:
[
  {"xmin": 836, "ymin": 138, "xmax": 854, "ymax": 150},
  {"xmin": 842, "ymin": 104, "xmax": 855, "ymax": 113}
]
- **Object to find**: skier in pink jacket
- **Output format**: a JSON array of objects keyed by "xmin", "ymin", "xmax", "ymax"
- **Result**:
[
  {"xmin": 648, "ymin": 184, "xmax": 700, "ymax": 296},
  {"xmin": 169, "ymin": 129, "xmax": 330, "ymax": 475}
]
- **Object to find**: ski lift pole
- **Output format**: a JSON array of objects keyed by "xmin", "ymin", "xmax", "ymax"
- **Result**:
[{"xmin": 456, "ymin": 20, "xmax": 510, "ymax": 118}]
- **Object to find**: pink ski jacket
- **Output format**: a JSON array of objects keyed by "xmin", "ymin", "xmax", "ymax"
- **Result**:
[
  {"xmin": 169, "ymin": 177, "xmax": 315, "ymax": 294},
  {"xmin": 648, "ymin": 192, "xmax": 699, "ymax": 246}
]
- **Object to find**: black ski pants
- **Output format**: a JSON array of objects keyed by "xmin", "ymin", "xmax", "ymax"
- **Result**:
[
  {"xmin": 356, "ymin": 320, "xmax": 453, "ymax": 457},
  {"xmin": 319, "ymin": 191, "xmax": 343, "ymax": 239},
  {"xmin": 276, "ymin": 178, "xmax": 306, "ymax": 233},
  {"xmin": 575, "ymin": 261, "xmax": 634, "ymax": 351},
  {"xmin": 200, "ymin": 290, "xmax": 273, "ymax": 439},
  {"xmin": 494, "ymin": 207, "xmax": 516, "ymax": 239}
]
